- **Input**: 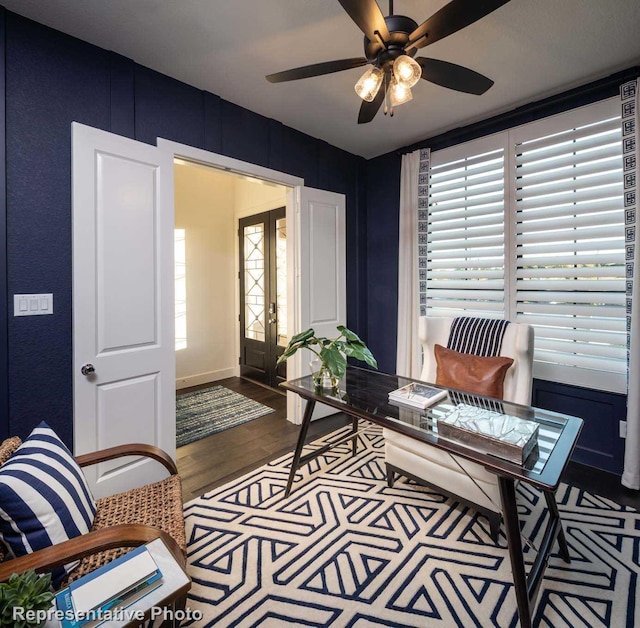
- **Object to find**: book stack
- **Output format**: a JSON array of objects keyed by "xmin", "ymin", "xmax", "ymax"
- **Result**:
[
  {"xmin": 388, "ymin": 382, "xmax": 448, "ymax": 410},
  {"xmin": 55, "ymin": 545, "xmax": 163, "ymax": 627}
]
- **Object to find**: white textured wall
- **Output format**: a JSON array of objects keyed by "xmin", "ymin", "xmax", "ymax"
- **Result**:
[
  {"xmin": 174, "ymin": 163, "xmax": 236, "ymax": 388},
  {"xmin": 234, "ymin": 178, "xmax": 287, "ymax": 218}
]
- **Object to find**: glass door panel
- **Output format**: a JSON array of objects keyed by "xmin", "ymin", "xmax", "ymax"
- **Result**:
[
  {"xmin": 275, "ymin": 217, "xmax": 287, "ymax": 348},
  {"xmin": 243, "ymin": 224, "xmax": 265, "ymax": 342}
]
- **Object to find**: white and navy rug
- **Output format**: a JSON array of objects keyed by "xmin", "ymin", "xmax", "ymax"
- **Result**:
[
  {"xmin": 176, "ymin": 386, "xmax": 275, "ymax": 447},
  {"xmin": 183, "ymin": 425, "xmax": 640, "ymax": 627}
]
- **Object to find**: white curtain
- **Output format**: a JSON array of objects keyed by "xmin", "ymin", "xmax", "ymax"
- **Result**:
[
  {"xmin": 396, "ymin": 149, "xmax": 426, "ymax": 378},
  {"xmin": 622, "ymin": 80, "xmax": 640, "ymax": 489}
]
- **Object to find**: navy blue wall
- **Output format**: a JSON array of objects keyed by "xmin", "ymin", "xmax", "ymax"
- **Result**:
[
  {"xmin": 0, "ymin": 8, "xmax": 6, "ymax": 442},
  {"xmin": 532, "ymin": 380, "xmax": 626, "ymax": 474},
  {"xmin": 365, "ymin": 153, "xmax": 401, "ymax": 374},
  {"xmin": 1, "ymin": 11, "xmax": 367, "ymax": 445}
]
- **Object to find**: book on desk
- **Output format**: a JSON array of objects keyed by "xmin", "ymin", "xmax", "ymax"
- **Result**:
[
  {"xmin": 388, "ymin": 382, "xmax": 448, "ymax": 410},
  {"xmin": 55, "ymin": 545, "xmax": 163, "ymax": 627}
]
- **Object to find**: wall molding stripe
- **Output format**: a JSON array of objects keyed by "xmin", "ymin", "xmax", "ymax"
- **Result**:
[{"xmin": 0, "ymin": 7, "xmax": 7, "ymax": 440}]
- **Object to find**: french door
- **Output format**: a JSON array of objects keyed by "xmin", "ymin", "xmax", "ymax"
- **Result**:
[{"xmin": 239, "ymin": 208, "xmax": 287, "ymax": 389}]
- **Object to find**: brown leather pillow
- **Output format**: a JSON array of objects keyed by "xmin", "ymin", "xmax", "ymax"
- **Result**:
[{"xmin": 434, "ymin": 344, "xmax": 514, "ymax": 400}]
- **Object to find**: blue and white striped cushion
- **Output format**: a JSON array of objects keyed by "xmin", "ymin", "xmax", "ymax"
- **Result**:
[
  {"xmin": 447, "ymin": 317, "xmax": 510, "ymax": 357},
  {"xmin": 0, "ymin": 422, "xmax": 96, "ymax": 587}
]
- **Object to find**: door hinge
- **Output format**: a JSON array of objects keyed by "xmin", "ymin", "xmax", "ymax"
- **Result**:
[
  {"xmin": 238, "ymin": 357, "xmax": 241, "ymax": 365},
  {"xmin": 620, "ymin": 420, "xmax": 627, "ymax": 439},
  {"xmin": 238, "ymin": 314, "xmax": 241, "ymax": 322}
]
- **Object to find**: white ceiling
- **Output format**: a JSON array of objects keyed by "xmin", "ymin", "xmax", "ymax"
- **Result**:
[{"xmin": 4, "ymin": 0, "xmax": 640, "ymax": 158}]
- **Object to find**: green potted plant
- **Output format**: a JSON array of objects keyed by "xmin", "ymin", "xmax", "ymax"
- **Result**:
[
  {"xmin": 277, "ymin": 325, "xmax": 377, "ymax": 389},
  {"xmin": 0, "ymin": 570, "xmax": 54, "ymax": 628}
]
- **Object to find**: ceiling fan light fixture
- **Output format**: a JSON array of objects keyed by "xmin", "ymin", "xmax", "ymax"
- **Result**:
[
  {"xmin": 393, "ymin": 55, "xmax": 421, "ymax": 88},
  {"xmin": 354, "ymin": 66, "xmax": 383, "ymax": 102},
  {"xmin": 389, "ymin": 77, "xmax": 413, "ymax": 107}
]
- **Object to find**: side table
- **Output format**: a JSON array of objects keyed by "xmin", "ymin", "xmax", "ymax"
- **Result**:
[{"xmin": 43, "ymin": 538, "xmax": 192, "ymax": 627}]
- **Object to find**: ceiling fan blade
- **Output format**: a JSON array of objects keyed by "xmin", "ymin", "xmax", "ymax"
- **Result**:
[
  {"xmin": 358, "ymin": 76, "xmax": 387, "ymax": 124},
  {"xmin": 416, "ymin": 58, "xmax": 494, "ymax": 95},
  {"xmin": 266, "ymin": 58, "xmax": 368, "ymax": 83},
  {"xmin": 337, "ymin": 0, "xmax": 390, "ymax": 43},
  {"xmin": 408, "ymin": 0, "xmax": 511, "ymax": 50}
]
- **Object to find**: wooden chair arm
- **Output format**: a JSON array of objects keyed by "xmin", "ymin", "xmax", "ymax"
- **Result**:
[
  {"xmin": 0, "ymin": 524, "xmax": 186, "ymax": 583},
  {"xmin": 75, "ymin": 443, "xmax": 178, "ymax": 475}
]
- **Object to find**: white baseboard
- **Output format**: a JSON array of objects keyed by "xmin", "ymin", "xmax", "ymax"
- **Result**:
[{"xmin": 176, "ymin": 367, "xmax": 238, "ymax": 390}]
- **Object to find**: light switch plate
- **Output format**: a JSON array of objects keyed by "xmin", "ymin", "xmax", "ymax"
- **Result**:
[{"xmin": 14, "ymin": 293, "xmax": 54, "ymax": 316}]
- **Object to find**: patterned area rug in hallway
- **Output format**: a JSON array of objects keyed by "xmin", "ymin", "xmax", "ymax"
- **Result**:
[
  {"xmin": 176, "ymin": 386, "xmax": 275, "ymax": 447},
  {"xmin": 183, "ymin": 425, "xmax": 639, "ymax": 627}
]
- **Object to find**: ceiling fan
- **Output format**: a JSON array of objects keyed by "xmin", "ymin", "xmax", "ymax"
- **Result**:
[{"xmin": 266, "ymin": 0, "xmax": 511, "ymax": 123}]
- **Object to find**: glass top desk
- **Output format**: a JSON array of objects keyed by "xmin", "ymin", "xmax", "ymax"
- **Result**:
[{"xmin": 281, "ymin": 366, "xmax": 583, "ymax": 628}]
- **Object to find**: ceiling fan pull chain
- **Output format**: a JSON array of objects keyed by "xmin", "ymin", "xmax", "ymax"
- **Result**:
[{"xmin": 383, "ymin": 73, "xmax": 389, "ymax": 115}]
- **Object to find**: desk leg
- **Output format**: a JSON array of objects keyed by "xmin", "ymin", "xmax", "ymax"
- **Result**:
[
  {"xmin": 284, "ymin": 399, "xmax": 316, "ymax": 498},
  {"xmin": 544, "ymin": 490, "xmax": 571, "ymax": 563},
  {"xmin": 351, "ymin": 416, "xmax": 358, "ymax": 457},
  {"xmin": 498, "ymin": 476, "xmax": 532, "ymax": 628}
]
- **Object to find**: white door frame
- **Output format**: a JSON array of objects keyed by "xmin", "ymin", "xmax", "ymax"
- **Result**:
[{"xmin": 157, "ymin": 140, "xmax": 307, "ymax": 421}]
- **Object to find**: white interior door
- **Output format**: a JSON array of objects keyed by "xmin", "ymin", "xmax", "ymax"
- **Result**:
[
  {"xmin": 287, "ymin": 186, "xmax": 346, "ymax": 423},
  {"xmin": 72, "ymin": 123, "xmax": 175, "ymax": 498}
]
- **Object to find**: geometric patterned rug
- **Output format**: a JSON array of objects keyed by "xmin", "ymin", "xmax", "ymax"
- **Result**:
[
  {"xmin": 183, "ymin": 424, "xmax": 640, "ymax": 627},
  {"xmin": 176, "ymin": 386, "xmax": 275, "ymax": 447}
]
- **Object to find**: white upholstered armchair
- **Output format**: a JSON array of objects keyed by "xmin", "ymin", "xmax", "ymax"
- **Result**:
[{"xmin": 383, "ymin": 316, "xmax": 534, "ymax": 541}]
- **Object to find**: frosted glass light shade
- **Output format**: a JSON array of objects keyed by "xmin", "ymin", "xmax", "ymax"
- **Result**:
[
  {"xmin": 393, "ymin": 55, "xmax": 421, "ymax": 88},
  {"xmin": 354, "ymin": 67, "xmax": 384, "ymax": 102},
  {"xmin": 389, "ymin": 77, "xmax": 413, "ymax": 107}
]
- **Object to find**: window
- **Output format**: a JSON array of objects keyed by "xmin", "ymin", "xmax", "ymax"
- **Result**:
[
  {"xmin": 427, "ymin": 135, "xmax": 507, "ymax": 316},
  {"xmin": 424, "ymin": 98, "xmax": 625, "ymax": 393}
]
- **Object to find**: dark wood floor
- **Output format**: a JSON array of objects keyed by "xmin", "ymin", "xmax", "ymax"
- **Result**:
[
  {"xmin": 176, "ymin": 377, "xmax": 350, "ymax": 502},
  {"xmin": 176, "ymin": 377, "xmax": 640, "ymax": 510}
]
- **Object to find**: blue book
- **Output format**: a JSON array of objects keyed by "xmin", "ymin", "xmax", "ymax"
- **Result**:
[
  {"xmin": 103, "ymin": 569, "xmax": 163, "ymax": 613},
  {"xmin": 57, "ymin": 570, "xmax": 163, "ymax": 628},
  {"xmin": 55, "ymin": 588, "xmax": 79, "ymax": 628},
  {"xmin": 57, "ymin": 546, "xmax": 163, "ymax": 627}
]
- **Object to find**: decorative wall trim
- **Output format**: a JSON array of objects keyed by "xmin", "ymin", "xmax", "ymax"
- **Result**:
[
  {"xmin": 417, "ymin": 148, "xmax": 430, "ymax": 317},
  {"xmin": 622, "ymin": 79, "xmax": 637, "ymax": 376},
  {"xmin": 621, "ymin": 79, "xmax": 640, "ymax": 488}
]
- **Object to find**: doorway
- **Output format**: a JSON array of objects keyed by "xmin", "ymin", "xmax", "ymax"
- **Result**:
[
  {"xmin": 159, "ymin": 137, "xmax": 347, "ymax": 427},
  {"xmin": 173, "ymin": 161, "xmax": 288, "ymax": 393},
  {"xmin": 239, "ymin": 207, "xmax": 287, "ymax": 389},
  {"xmin": 73, "ymin": 125, "xmax": 345, "ymax": 497}
]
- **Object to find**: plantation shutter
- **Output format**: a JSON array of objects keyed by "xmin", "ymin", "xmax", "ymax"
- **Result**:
[
  {"xmin": 512, "ymin": 99, "xmax": 626, "ymax": 392},
  {"xmin": 427, "ymin": 136, "xmax": 507, "ymax": 317}
]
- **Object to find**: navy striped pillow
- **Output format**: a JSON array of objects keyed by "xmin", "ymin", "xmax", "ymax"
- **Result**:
[
  {"xmin": 0, "ymin": 422, "xmax": 96, "ymax": 587},
  {"xmin": 447, "ymin": 317, "xmax": 510, "ymax": 357}
]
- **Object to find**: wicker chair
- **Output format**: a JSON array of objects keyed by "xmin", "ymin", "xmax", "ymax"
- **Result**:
[{"xmin": 0, "ymin": 436, "xmax": 187, "ymax": 588}]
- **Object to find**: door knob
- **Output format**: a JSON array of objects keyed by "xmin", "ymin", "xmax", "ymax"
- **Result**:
[{"xmin": 81, "ymin": 364, "xmax": 95, "ymax": 376}]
